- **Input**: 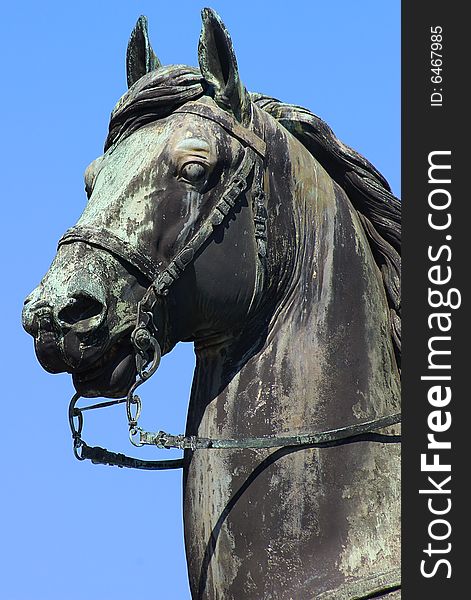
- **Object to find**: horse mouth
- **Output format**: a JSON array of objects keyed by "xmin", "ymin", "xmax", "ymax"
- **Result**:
[{"xmin": 73, "ymin": 340, "xmax": 136, "ymax": 398}]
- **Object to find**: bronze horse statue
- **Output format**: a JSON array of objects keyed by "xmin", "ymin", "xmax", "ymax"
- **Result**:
[{"xmin": 22, "ymin": 10, "xmax": 401, "ymax": 599}]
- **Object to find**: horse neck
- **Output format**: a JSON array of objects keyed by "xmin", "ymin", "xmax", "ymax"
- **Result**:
[
  {"xmin": 188, "ymin": 116, "xmax": 400, "ymax": 438},
  {"xmin": 183, "ymin": 119, "xmax": 401, "ymax": 597}
]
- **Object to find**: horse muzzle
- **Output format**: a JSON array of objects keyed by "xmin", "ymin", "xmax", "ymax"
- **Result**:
[{"xmin": 22, "ymin": 288, "xmax": 109, "ymax": 371}]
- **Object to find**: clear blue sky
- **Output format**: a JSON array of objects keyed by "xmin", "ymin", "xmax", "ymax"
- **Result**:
[{"xmin": 0, "ymin": 2, "xmax": 399, "ymax": 598}]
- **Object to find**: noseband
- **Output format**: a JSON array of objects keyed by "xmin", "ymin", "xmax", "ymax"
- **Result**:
[{"xmin": 58, "ymin": 102, "xmax": 401, "ymax": 470}]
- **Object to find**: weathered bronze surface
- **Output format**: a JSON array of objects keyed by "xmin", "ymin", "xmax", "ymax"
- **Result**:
[{"xmin": 22, "ymin": 9, "xmax": 401, "ymax": 599}]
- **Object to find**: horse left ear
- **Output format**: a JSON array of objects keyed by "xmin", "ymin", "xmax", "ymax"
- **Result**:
[
  {"xmin": 198, "ymin": 8, "xmax": 251, "ymax": 125},
  {"xmin": 126, "ymin": 15, "xmax": 162, "ymax": 88}
]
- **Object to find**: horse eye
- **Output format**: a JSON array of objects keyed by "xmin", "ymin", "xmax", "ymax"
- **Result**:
[{"xmin": 180, "ymin": 162, "xmax": 206, "ymax": 183}]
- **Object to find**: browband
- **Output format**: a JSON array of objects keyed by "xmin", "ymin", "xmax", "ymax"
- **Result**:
[{"xmin": 173, "ymin": 102, "xmax": 266, "ymax": 159}]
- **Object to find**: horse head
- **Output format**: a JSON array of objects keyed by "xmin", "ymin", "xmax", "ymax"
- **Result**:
[
  {"xmin": 23, "ymin": 10, "xmax": 270, "ymax": 399},
  {"xmin": 22, "ymin": 10, "xmax": 402, "ymax": 598}
]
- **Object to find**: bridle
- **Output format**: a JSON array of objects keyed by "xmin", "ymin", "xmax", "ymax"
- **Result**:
[{"xmin": 58, "ymin": 101, "xmax": 401, "ymax": 471}]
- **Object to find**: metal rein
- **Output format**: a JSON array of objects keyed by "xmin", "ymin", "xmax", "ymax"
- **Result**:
[
  {"xmin": 68, "ymin": 316, "xmax": 401, "ymax": 471},
  {"xmin": 69, "ymin": 383, "xmax": 401, "ymax": 471}
]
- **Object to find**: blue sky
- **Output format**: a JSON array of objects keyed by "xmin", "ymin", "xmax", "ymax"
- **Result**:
[{"xmin": 0, "ymin": 2, "xmax": 399, "ymax": 598}]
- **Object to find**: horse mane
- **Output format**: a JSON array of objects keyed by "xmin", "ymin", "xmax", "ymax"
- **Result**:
[
  {"xmin": 104, "ymin": 66, "xmax": 401, "ymax": 368},
  {"xmin": 251, "ymin": 94, "xmax": 401, "ymax": 369}
]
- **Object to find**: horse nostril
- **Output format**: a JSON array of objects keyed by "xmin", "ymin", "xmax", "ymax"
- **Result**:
[{"xmin": 57, "ymin": 293, "xmax": 106, "ymax": 332}]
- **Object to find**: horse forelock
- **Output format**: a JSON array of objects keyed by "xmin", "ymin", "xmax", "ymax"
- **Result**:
[{"xmin": 105, "ymin": 65, "xmax": 206, "ymax": 151}]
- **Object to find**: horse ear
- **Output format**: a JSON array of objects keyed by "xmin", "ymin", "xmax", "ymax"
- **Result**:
[
  {"xmin": 198, "ymin": 8, "xmax": 251, "ymax": 125},
  {"xmin": 126, "ymin": 15, "xmax": 162, "ymax": 88}
]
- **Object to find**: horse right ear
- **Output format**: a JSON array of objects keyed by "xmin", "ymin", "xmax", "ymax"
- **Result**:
[
  {"xmin": 198, "ymin": 8, "xmax": 251, "ymax": 125},
  {"xmin": 126, "ymin": 16, "xmax": 162, "ymax": 88}
]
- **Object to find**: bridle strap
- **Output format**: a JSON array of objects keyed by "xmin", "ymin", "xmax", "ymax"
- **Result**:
[
  {"xmin": 69, "ymin": 389, "xmax": 400, "ymax": 470},
  {"xmin": 174, "ymin": 102, "xmax": 266, "ymax": 159},
  {"xmin": 137, "ymin": 412, "xmax": 401, "ymax": 450},
  {"xmin": 147, "ymin": 145, "xmax": 258, "ymax": 299},
  {"xmin": 80, "ymin": 444, "xmax": 184, "ymax": 470}
]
